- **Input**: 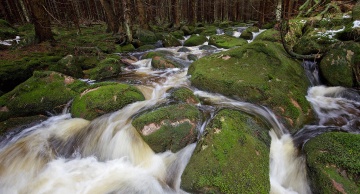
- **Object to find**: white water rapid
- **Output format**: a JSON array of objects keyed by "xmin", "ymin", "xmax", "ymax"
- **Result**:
[{"xmin": 1, "ymin": 33, "xmax": 358, "ymax": 193}]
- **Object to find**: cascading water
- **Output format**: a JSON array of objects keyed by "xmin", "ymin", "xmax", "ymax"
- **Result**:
[{"xmin": 1, "ymin": 29, "xmax": 358, "ymax": 193}]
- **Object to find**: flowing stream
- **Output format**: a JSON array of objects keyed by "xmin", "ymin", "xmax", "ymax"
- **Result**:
[{"xmin": 1, "ymin": 32, "xmax": 359, "ymax": 193}]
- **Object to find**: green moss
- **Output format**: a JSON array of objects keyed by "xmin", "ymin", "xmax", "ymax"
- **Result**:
[
  {"xmin": 0, "ymin": 71, "xmax": 86, "ymax": 121},
  {"xmin": 71, "ymin": 83, "xmax": 145, "ymax": 120},
  {"xmin": 254, "ymin": 29, "xmax": 281, "ymax": 42},
  {"xmin": 208, "ymin": 35, "xmax": 248, "ymax": 49},
  {"xmin": 132, "ymin": 104, "xmax": 200, "ymax": 130},
  {"xmin": 0, "ymin": 115, "xmax": 47, "ymax": 135},
  {"xmin": 116, "ymin": 44, "xmax": 135, "ymax": 52},
  {"xmin": 181, "ymin": 109, "xmax": 270, "ymax": 193},
  {"xmin": 0, "ymin": 19, "xmax": 18, "ymax": 39},
  {"xmin": 169, "ymin": 87, "xmax": 200, "ymax": 104},
  {"xmin": 170, "ymin": 30, "xmax": 185, "ymax": 39},
  {"xmin": 304, "ymin": 132, "xmax": 360, "ymax": 193},
  {"xmin": 188, "ymin": 41, "xmax": 312, "ymax": 130},
  {"xmin": 184, "ymin": 34, "xmax": 208, "ymax": 46},
  {"xmin": 239, "ymin": 29, "xmax": 253, "ymax": 40},
  {"xmin": 85, "ymin": 57, "xmax": 123, "ymax": 80}
]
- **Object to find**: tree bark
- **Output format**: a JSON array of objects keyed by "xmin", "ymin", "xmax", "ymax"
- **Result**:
[
  {"xmin": 172, "ymin": 0, "xmax": 180, "ymax": 28},
  {"xmin": 122, "ymin": 0, "xmax": 132, "ymax": 43},
  {"xmin": 137, "ymin": 0, "xmax": 149, "ymax": 29},
  {"xmin": 99, "ymin": 0, "xmax": 119, "ymax": 33},
  {"xmin": 24, "ymin": 0, "xmax": 54, "ymax": 43}
]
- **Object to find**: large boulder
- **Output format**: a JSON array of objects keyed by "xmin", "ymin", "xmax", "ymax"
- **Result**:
[
  {"xmin": 319, "ymin": 41, "xmax": 360, "ymax": 87},
  {"xmin": 158, "ymin": 33, "xmax": 181, "ymax": 47},
  {"xmin": 135, "ymin": 29, "xmax": 158, "ymax": 45},
  {"xmin": 0, "ymin": 71, "xmax": 88, "ymax": 121},
  {"xmin": 183, "ymin": 34, "xmax": 208, "ymax": 46},
  {"xmin": 208, "ymin": 35, "xmax": 248, "ymax": 49},
  {"xmin": 253, "ymin": 29, "xmax": 281, "ymax": 42},
  {"xmin": 132, "ymin": 104, "xmax": 200, "ymax": 153},
  {"xmin": 84, "ymin": 56, "xmax": 123, "ymax": 80},
  {"xmin": 0, "ymin": 54, "xmax": 62, "ymax": 93},
  {"xmin": 188, "ymin": 41, "xmax": 313, "ymax": 131},
  {"xmin": 181, "ymin": 109, "xmax": 270, "ymax": 193},
  {"xmin": 71, "ymin": 82, "xmax": 145, "ymax": 120},
  {"xmin": 168, "ymin": 87, "xmax": 200, "ymax": 104},
  {"xmin": 304, "ymin": 132, "xmax": 360, "ymax": 193},
  {"xmin": 49, "ymin": 55, "xmax": 84, "ymax": 78}
]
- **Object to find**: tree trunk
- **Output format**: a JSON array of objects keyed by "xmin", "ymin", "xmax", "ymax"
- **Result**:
[
  {"xmin": 172, "ymin": 0, "xmax": 180, "ymax": 28},
  {"xmin": 122, "ymin": 0, "xmax": 132, "ymax": 43},
  {"xmin": 276, "ymin": 0, "xmax": 283, "ymax": 21},
  {"xmin": 137, "ymin": 0, "xmax": 149, "ymax": 29},
  {"xmin": 100, "ymin": 0, "xmax": 119, "ymax": 33},
  {"xmin": 24, "ymin": 0, "xmax": 54, "ymax": 43}
]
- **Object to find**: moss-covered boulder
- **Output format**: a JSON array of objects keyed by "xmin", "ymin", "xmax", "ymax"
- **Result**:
[
  {"xmin": 188, "ymin": 41, "xmax": 312, "ymax": 130},
  {"xmin": 159, "ymin": 34, "xmax": 181, "ymax": 47},
  {"xmin": 254, "ymin": 28, "xmax": 281, "ymax": 42},
  {"xmin": 170, "ymin": 30, "xmax": 185, "ymax": 39},
  {"xmin": 0, "ymin": 53, "xmax": 63, "ymax": 93},
  {"xmin": 335, "ymin": 23, "xmax": 360, "ymax": 42},
  {"xmin": 135, "ymin": 29, "xmax": 158, "ymax": 45},
  {"xmin": 181, "ymin": 109, "xmax": 270, "ymax": 193},
  {"xmin": 0, "ymin": 115, "xmax": 47, "ymax": 136},
  {"xmin": 116, "ymin": 44, "xmax": 136, "ymax": 52},
  {"xmin": 84, "ymin": 57, "xmax": 123, "ymax": 80},
  {"xmin": 352, "ymin": 1, "xmax": 360, "ymax": 20},
  {"xmin": 209, "ymin": 35, "xmax": 248, "ymax": 49},
  {"xmin": 239, "ymin": 29, "xmax": 253, "ymax": 40},
  {"xmin": 71, "ymin": 82, "xmax": 145, "ymax": 120},
  {"xmin": 304, "ymin": 132, "xmax": 360, "ymax": 194},
  {"xmin": 168, "ymin": 87, "xmax": 200, "ymax": 104},
  {"xmin": 200, "ymin": 25, "xmax": 218, "ymax": 36},
  {"xmin": 132, "ymin": 104, "xmax": 200, "ymax": 153},
  {"xmin": 49, "ymin": 55, "xmax": 84, "ymax": 78},
  {"xmin": 247, "ymin": 26, "xmax": 260, "ymax": 32},
  {"xmin": 0, "ymin": 19, "xmax": 18, "ymax": 40},
  {"xmin": 319, "ymin": 41, "xmax": 360, "ymax": 87},
  {"xmin": 292, "ymin": 29, "xmax": 336, "ymax": 55},
  {"xmin": 0, "ymin": 71, "xmax": 88, "ymax": 121},
  {"xmin": 183, "ymin": 34, "xmax": 208, "ymax": 46},
  {"xmin": 181, "ymin": 25, "xmax": 195, "ymax": 36}
]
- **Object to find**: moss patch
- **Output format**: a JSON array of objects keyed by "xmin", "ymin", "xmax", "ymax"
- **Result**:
[
  {"xmin": 184, "ymin": 34, "xmax": 208, "ymax": 46},
  {"xmin": 209, "ymin": 35, "xmax": 248, "ymax": 49},
  {"xmin": 181, "ymin": 109, "xmax": 270, "ymax": 193},
  {"xmin": 168, "ymin": 87, "xmax": 200, "ymax": 104},
  {"xmin": 188, "ymin": 41, "xmax": 312, "ymax": 131},
  {"xmin": 304, "ymin": 132, "xmax": 360, "ymax": 194},
  {"xmin": 71, "ymin": 82, "xmax": 144, "ymax": 120}
]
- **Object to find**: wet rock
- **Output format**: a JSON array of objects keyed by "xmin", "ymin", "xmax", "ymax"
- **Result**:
[
  {"xmin": 132, "ymin": 104, "xmax": 200, "ymax": 153},
  {"xmin": 84, "ymin": 56, "xmax": 123, "ymax": 80},
  {"xmin": 135, "ymin": 29, "xmax": 158, "ymax": 45},
  {"xmin": 188, "ymin": 41, "xmax": 313, "ymax": 131},
  {"xmin": 158, "ymin": 34, "xmax": 181, "ymax": 47},
  {"xmin": 0, "ymin": 71, "xmax": 88, "ymax": 121},
  {"xmin": 199, "ymin": 45, "xmax": 217, "ymax": 51},
  {"xmin": 181, "ymin": 109, "xmax": 270, "ymax": 193},
  {"xmin": 183, "ymin": 34, "xmax": 208, "ymax": 46},
  {"xmin": 0, "ymin": 115, "xmax": 47, "ymax": 136},
  {"xmin": 239, "ymin": 29, "xmax": 253, "ymax": 40},
  {"xmin": 71, "ymin": 82, "xmax": 145, "ymax": 120},
  {"xmin": 168, "ymin": 87, "xmax": 200, "ymax": 104},
  {"xmin": 209, "ymin": 35, "xmax": 248, "ymax": 49},
  {"xmin": 187, "ymin": 54, "xmax": 198, "ymax": 61},
  {"xmin": 319, "ymin": 41, "xmax": 360, "ymax": 87},
  {"xmin": 304, "ymin": 132, "xmax": 360, "ymax": 193},
  {"xmin": 49, "ymin": 55, "xmax": 84, "ymax": 78},
  {"xmin": 178, "ymin": 47, "xmax": 191, "ymax": 52}
]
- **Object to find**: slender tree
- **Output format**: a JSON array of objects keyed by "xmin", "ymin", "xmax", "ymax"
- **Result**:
[
  {"xmin": 137, "ymin": 0, "xmax": 149, "ymax": 29},
  {"xmin": 100, "ymin": 0, "xmax": 119, "ymax": 33},
  {"xmin": 122, "ymin": 0, "xmax": 132, "ymax": 43},
  {"xmin": 24, "ymin": 0, "xmax": 54, "ymax": 43}
]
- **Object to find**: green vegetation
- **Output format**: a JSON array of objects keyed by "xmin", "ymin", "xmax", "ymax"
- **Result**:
[
  {"xmin": 188, "ymin": 41, "xmax": 312, "ymax": 130},
  {"xmin": 208, "ymin": 35, "xmax": 248, "ymax": 49},
  {"xmin": 304, "ymin": 132, "xmax": 360, "ymax": 193},
  {"xmin": 132, "ymin": 104, "xmax": 200, "ymax": 152},
  {"xmin": 168, "ymin": 87, "xmax": 200, "ymax": 104},
  {"xmin": 71, "ymin": 82, "xmax": 145, "ymax": 120},
  {"xmin": 183, "ymin": 34, "xmax": 208, "ymax": 46},
  {"xmin": 181, "ymin": 109, "xmax": 270, "ymax": 193}
]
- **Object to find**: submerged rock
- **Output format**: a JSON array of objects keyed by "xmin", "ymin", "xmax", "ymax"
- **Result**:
[
  {"xmin": 181, "ymin": 109, "xmax": 270, "ymax": 193},
  {"xmin": 304, "ymin": 132, "xmax": 360, "ymax": 193},
  {"xmin": 132, "ymin": 104, "xmax": 200, "ymax": 153},
  {"xmin": 71, "ymin": 82, "xmax": 145, "ymax": 120},
  {"xmin": 188, "ymin": 41, "xmax": 312, "ymax": 130}
]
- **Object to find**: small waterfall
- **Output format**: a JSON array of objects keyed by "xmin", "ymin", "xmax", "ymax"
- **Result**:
[{"xmin": 302, "ymin": 61, "xmax": 321, "ymax": 86}]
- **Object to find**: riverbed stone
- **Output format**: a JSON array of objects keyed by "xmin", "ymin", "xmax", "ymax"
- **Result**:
[
  {"xmin": 239, "ymin": 29, "xmax": 253, "ymax": 40},
  {"xmin": 71, "ymin": 82, "xmax": 145, "ymax": 120},
  {"xmin": 319, "ymin": 41, "xmax": 360, "ymax": 87},
  {"xmin": 168, "ymin": 87, "xmax": 200, "ymax": 104},
  {"xmin": 209, "ymin": 34, "xmax": 248, "ymax": 49},
  {"xmin": 84, "ymin": 56, "xmax": 123, "ymax": 80},
  {"xmin": 183, "ymin": 34, "xmax": 208, "ymax": 46},
  {"xmin": 304, "ymin": 132, "xmax": 360, "ymax": 194},
  {"xmin": 132, "ymin": 104, "xmax": 200, "ymax": 153},
  {"xmin": 135, "ymin": 29, "xmax": 158, "ymax": 45},
  {"xmin": 159, "ymin": 34, "xmax": 181, "ymax": 47},
  {"xmin": 188, "ymin": 41, "xmax": 313, "ymax": 131},
  {"xmin": 49, "ymin": 55, "xmax": 84, "ymax": 78},
  {"xmin": 0, "ymin": 71, "xmax": 88, "ymax": 122},
  {"xmin": 181, "ymin": 109, "xmax": 270, "ymax": 193}
]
